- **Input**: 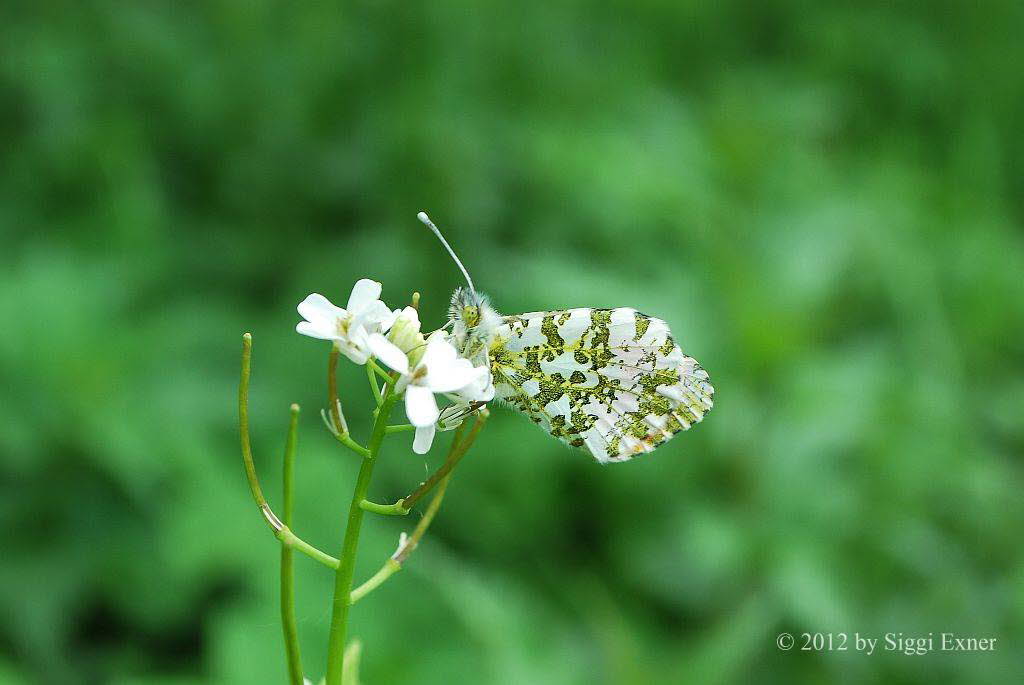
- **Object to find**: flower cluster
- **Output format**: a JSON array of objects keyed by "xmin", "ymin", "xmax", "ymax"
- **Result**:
[{"xmin": 296, "ymin": 279, "xmax": 493, "ymax": 453}]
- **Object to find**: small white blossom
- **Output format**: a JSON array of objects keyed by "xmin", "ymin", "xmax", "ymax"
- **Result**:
[
  {"xmin": 417, "ymin": 346, "xmax": 495, "ymax": 451},
  {"xmin": 295, "ymin": 279, "xmax": 398, "ymax": 364},
  {"xmin": 369, "ymin": 332, "xmax": 488, "ymax": 453}
]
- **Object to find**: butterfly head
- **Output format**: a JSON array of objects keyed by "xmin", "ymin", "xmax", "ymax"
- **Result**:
[
  {"xmin": 449, "ymin": 286, "xmax": 483, "ymax": 327},
  {"xmin": 449, "ymin": 286, "xmax": 501, "ymax": 347}
]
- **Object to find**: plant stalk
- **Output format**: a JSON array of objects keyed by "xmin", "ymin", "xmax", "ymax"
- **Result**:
[
  {"xmin": 324, "ymin": 381, "xmax": 398, "ymax": 684},
  {"xmin": 281, "ymin": 404, "xmax": 303, "ymax": 685},
  {"xmin": 349, "ymin": 412, "xmax": 488, "ymax": 604}
]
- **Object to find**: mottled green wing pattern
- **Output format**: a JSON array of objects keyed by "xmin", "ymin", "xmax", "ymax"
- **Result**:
[{"xmin": 488, "ymin": 307, "xmax": 714, "ymax": 462}]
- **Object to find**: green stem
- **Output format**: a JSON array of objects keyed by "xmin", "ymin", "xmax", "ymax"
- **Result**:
[
  {"xmin": 366, "ymin": 362, "xmax": 382, "ymax": 406},
  {"xmin": 280, "ymin": 404, "xmax": 303, "ymax": 685},
  {"xmin": 238, "ymin": 333, "xmax": 283, "ymax": 531},
  {"xmin": 348, "ymin": 468, "xmax": 455, "ymax": 605},
  {"xmin": 349, "ymin": 560, "xmax": 401, "ymax": 604},
  {"xmin": 385, "ymin": 423, "xmax": 416, "ymax": 434},
  {"xmin": 367, "ymin": 358, "xmax": 392, "ymax": 382},
  {"xmin": 278, "ymin": 527, "xmax": 339, "ymax": 568},
  {"xmin": 324, "ymin": 381, "xmax": 399, "ymax": 685},
  {"xmin": 240, "ymin": 336, "xmax": 320, "ymax": 677},
  {"xmin": 239, "ymin": 335, "xmax": 267, "ymax": 508},
  {"xmin": 349, "ymin": 416, "xmax": 487, "ymax": 604},
  {"xmin": 359, "ymin": 499, "xmax": 410, "ymax": 516},
  {"xmin": 394, "ymin": 471, "xmax": 452, "ymax": 564},
  {"xmin": 342, "ymin": 640, "xmax": 362, "ymax": 685},
  {"xmin": 335, "ymin": 433, "xmax": 370, "ymax": 457}
]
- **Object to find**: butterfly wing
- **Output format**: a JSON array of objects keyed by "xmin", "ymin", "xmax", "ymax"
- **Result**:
[{"xmin": 488, "ymin": 307, "xmax": 714, "ymax": 462}]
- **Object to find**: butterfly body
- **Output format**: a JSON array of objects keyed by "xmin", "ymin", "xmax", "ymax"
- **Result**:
[{"xmin": 448, "ymin": 287, "xmax": 714, "ymax": 463}]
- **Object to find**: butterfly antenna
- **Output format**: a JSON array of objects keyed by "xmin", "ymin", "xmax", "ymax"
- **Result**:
[{"xmin": 418, "ymin": 211, "xmax": 476, "ymax": 293}]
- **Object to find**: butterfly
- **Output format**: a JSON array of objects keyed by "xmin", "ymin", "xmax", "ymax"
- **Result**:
[{"xmin": 420, "ymin": 212, "xmax": 714, "ymax": 463}]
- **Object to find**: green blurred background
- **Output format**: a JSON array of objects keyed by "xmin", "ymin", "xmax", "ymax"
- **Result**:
[{"xmin": 2, "ymin": 1, "xmax": 1023, "ymax": 683}]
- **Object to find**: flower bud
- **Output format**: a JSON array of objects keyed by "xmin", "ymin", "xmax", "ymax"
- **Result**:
[{"xmin": 387, "ymin": 306, "xmax": 426, "ymax": 363}]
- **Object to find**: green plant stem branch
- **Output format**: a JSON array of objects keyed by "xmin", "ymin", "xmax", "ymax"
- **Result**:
[
  {"xmin": 239, "ymin": 334, "xmax": 284, "ymax": 531},
  {"xmin": 359, "ymin": 499, "xmax": 410, "ymax": 515},
  {"xmin": 324, "ymin": 379, "xmax": 399, "ymax": 685},
  {"xmin": 349, "ymin": 415, "xmax": 487, "ymax": 605},
  {"xmin": 280, "ymin": 404, "xmax": 304, "ymax": 685},
  {"xmin": 240, "ymin": 334, "xmax": 340, "ymax": 571},
  {"xmin": 334, "ymin": 432, "xmax": 370, "ymax": 457},
  {"xmin": 366, "ymin": 363, "xmax": 382, "ymax": 405},
  {"xmin": 349, "ymin": 559, "xmax": 400, "ymax": 605},
  {"xmin": 401, "ymin": 410, "xmax": 488, "ymax": 511},
  {"xmin": 385, "ymin": 423, "xmax": 415, "ymax": 434},
  {"xmin": 350, "ymin": 466, "xmax": 454, "ymax": 605},
  {"xmin": 367, "ymin": 358, "xmax": 392, "ymax": 382},
  {"xmin": 278, "ymin": 527, "xmax": 340, "ymax": 568},
  {"xmin": 395, "ymin": 471, "xmax": 452, "ymax": 564}
]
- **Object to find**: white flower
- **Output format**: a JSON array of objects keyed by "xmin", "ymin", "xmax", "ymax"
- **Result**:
[
  {"xmin": 295, "ymin": 279, "xmax": 398, "ymax": 364},
  {"xmin": 368, "ymin": 332, "xmax": 488, "ymax": 454}
]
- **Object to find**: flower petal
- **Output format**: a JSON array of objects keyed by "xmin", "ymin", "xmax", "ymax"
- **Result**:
[
  {"xmin": 405, "ymin": 385, "xmax": 439, "ymax": 427},
  {"xmin": 420, "ymin": 336, "xmax": 458, "ymax": 369},
  {"xmin": 427, "ymin": 360, "xmax": 487, "ymax": 393},
  {"xmin": 425, "ymin": 330, "xmax": 449, "ymax": 344},
  {"xmin": 413, "ymin": 424, "xmax": 436, "ymax": 454},
  {"xmin": 347, "ymin": 279, "xmax": 383, "ymax": 314},
  {"xmin": 452, "ymin": 372, "xmax": 495, "ymax": 402},
  {"xmin": 378, "ymin": 305, "xmax": 402, "ymax": 332},
  {"xmin": 368, "ymin": 334, "xmax": 409, "ymax": 374},
  {"xmin": 396, "ymin": 306, "xmax": 420, "ymax": 327},
  {"xmin": 476, "ymin": 378, "xmax": 495, "ymax": 401},
  {"xmin": 296, "ymin": 320, "xmax": 335, "ymax": 340},
  {"xmin": 338, "ymin": 343, "xmax": 371, "ymax": 365},
  {"xmin": 358, "ymin": 300, "xmax": 397, "ymax": 332},
  {"xmin": 297, "ymin": 293, "xmax": 342, "ymax": 324},
  {"xmin": 394, "ymin": 374, "xmax": 410, "ymax": 394}
]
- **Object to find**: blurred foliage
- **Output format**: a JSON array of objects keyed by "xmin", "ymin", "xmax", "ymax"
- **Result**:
[{"xmin": 2, "ymin": 1, "xmax": 1023, "ymax": 683}]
